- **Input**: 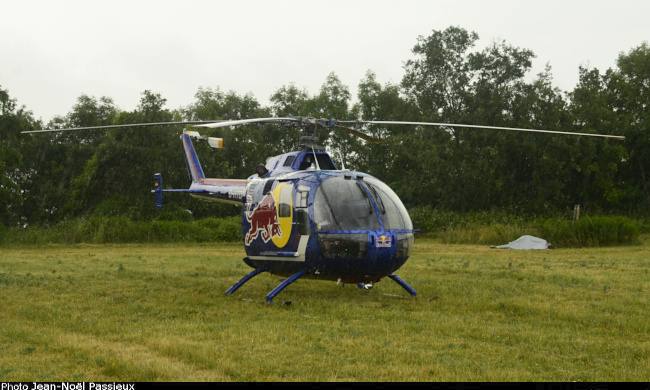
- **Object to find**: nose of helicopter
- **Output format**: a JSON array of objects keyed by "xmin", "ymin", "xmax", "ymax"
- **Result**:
[
  {"xmin": 311, "ymin": 172, "xmax": 415, "ymax": 282},
  {"xmin": 315, "ymin": 230, "xmax": 413, "ymax": 282},
  {"xmin": 371, "ymin": 232, "xmax": 396, "ymax": 258},
  {"xmin": 369, "ymin": 231, "xmax": 414, "ymax": 265}
]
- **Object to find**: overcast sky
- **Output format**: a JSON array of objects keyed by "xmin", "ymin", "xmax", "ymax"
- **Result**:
[{"xmin": 1, "ymin": 0, "xmax": 648, "ymax": 123}]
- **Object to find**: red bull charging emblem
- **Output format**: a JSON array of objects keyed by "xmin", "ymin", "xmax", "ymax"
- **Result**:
[
  {"xmin": 377, "ymin": 235, "xmax": 392, "ymax": 248},
  {"xmin": 244, "ymin": 193, "xmax": 282, "ymax": 246}
]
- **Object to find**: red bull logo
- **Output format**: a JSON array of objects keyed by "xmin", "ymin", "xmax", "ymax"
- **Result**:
[
  {"xmin": 376, "ymin": 235, "xmax": 392, "ymax": 248},
  {"xmin": 245, "ymin": 193, "xmax": 282, "ymax": 246}
]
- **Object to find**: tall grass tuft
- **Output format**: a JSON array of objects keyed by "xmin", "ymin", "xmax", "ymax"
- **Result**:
[
  {"xmin": 539, "ymin": 215, "xmax": 641, "ymax": 247},
  {"xmin": 0, "ymin": 212, "xmax": 642, "ymax": 248},
  {"xmin": 0, "ymin": 216, "xmax": 243, "ymax": 245},
  {"xmin": 410, "ymin": 206, "xmax": 641, "ymax": 247},
  {"xmin": 436, "ymin": 223, "xmax": 537, "ymax": 245}
]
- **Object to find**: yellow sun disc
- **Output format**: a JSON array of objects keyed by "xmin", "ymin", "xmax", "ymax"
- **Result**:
[{"xmin": 271, "ymin": 183, "xmax": 293, "ymax": 248}]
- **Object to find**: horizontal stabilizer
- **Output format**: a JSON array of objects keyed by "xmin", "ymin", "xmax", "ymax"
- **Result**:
[
  {"xmin": 153, "ymin": 173, "xmax": 215, "ymax": 209},
  {"xmin": 207, "ymin": 137, "xmax": 223, "ymax": 149}
]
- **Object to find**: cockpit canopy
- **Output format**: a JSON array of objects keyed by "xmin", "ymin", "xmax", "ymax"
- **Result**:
[{"xmin": 313, "ymin": 174, "xmax": 413, "ymax": 232}]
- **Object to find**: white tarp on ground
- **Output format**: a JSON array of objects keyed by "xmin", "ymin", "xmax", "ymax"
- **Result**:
[{"xmin": 495, "ymin": 235, "xmax": 549, "ymax": 250}]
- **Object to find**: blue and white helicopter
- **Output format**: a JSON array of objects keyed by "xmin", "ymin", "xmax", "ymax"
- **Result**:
[{"xmin": 24, "ymin": 117, "xmax": 624, "ymax": 302}]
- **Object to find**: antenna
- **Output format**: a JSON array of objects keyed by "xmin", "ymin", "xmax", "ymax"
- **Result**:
[
  {"xmin": 335, "ymin": 149, "xmax": 346, "ymax": 170},
  {"xmin": 311, "ymin": 146, "xmax": 321, "ymax": 171}
]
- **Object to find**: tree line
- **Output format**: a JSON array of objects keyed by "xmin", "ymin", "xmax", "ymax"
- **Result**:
[{"xmin": 1, "ymin": 26, "xmax": 649, "ymax": 228}]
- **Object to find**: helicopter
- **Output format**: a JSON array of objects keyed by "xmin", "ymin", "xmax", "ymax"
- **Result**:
[{"xmin": 23, "ymin": 116, "xmax": 625, "ymax": 302}]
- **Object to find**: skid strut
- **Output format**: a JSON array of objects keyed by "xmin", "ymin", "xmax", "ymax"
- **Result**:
[
  {"xmin": 388, "ymin": 274, "xmax": 417, "ymax": 297},
  {"xmin": 266, "ymin": 268, "xmax": 309, "ymax": 303},
  {"xmin": 225, "ymin": 265, "xmax": 267, "ymax": 295}
]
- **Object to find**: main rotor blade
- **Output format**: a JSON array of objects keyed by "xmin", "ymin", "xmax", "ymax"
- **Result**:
[
  {"xmin": 193, "ymin": 117, "xmax": 300, "ymax": 129},
  {"xmin": 21, "ymin": 117, "xmax": 626, "ymax": 140},
  {"xmin": 350, "ymin": 121, "xmax": 625, "ymax": 140},
  {"xmin": 334, "ymin": 125, "xmax": 384, "ymax": 144},
  {"xmin": 21, "ymin": 121, "xmax": 222, "ymax": 134}
]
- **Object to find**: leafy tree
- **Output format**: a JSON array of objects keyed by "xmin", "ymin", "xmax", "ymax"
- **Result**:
[
  {"xmin": 0, "ymin": 85, "xmax": 35, "ymax": 226},
  {"xmin": 182, "ymin": 86, "xmax": 284, "ymax": 182},
  {"xmin": 269, "ymin": 83, "xmax": 311, "ymax": 117},
  {"xmin": 402, "ymin": 26, "xmax": 478, "ymax": 124},
  {"xmin": 351, "ymin": 71, "xmax": 420, "ymax": 196},
  {"xmin": 308, "ymin": 72, "xmax": 352, "ymax": 119},
  {"xmin": 17, "ymin": 95, "xmax": 119, "ymax": 224},
  {"xmin": 501, "ymin": 66, "xmax": 575, "ymax": 212},
  {"xmin": 400, "ymin": 26, "xmax": 550, "ymax": 212},
  {"xmin": 567, "ymin": 66, "xmax": 629, "ymax": 212},
  {"xmin": 5, "ymin": 31, "xmax": 646, "ymax": 229},
  {"xmin": 400, "ymin": 26, "xmax": 484, "ymax": 210},
  {"xmin": 66, "ymin": 91, "xmax": 182, "ymax": 219},
  {"xmin": 608, "ymin": 43, "xmax": 650, "ymax": 210},
  {"xmin": 270, "ymin": 73, "xmax": 357, "ymax": 157},
  {"xmin": 309, "ymin": 73, "xmax": 357, "ymax": 163},
  {"xmin": 183, "ymin": 86, "xmax": 266, "ymax": 121}
]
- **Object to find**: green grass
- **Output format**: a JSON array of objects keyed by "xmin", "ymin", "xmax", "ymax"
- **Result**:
[{"xmin": 1, "ymin": 239, "xmax": 648, "ymax": 381}]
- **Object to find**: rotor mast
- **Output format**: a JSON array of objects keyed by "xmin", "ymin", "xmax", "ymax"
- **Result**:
[{"xmin": 291, "ymin": 116, "xmax": 335, "ymax": 151}]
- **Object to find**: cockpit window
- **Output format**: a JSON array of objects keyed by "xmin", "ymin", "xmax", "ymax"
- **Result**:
[
  {"xmin": 299, "ymin": 153, "xmax": 337, "ymax": 170},
  {"xmin": 361, "ymin": 176, "xmax": 413, "ymax": 230},
  {"xmin": 314, "ymin": 176, "xmax": 380, "ymax": 231},
  {"xmin": 299, "ymin": 155, "xmax": 317, "ymax": 170}
]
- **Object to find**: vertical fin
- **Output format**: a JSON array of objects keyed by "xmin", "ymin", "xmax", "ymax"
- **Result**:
[
  {"xmin": 154, "ymin": 173, "xmax": 163, "ymax": 209},
  {"xmin": 181, "ymin": 132, "xmax": 205, "ymax": 182}
]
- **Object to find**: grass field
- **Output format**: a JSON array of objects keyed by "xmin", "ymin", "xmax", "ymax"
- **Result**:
[{"xmin": 1, "ymin": 238, "xmax": 648, "ymax": 381}]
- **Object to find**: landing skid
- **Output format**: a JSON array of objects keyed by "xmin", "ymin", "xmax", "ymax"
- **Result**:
[
  {"xmin": 224, "ymin": 263, "xmax": 312, "ymax": 303},
  {"xmin": 226, "ymin": 267, "xmax": 416, "ymax": 301}
]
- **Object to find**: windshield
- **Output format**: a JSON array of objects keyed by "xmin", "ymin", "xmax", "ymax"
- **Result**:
[
  {"xmin": 362, "ymin": 176, "xmax": 413, "ymax": 230},
  {"xmin": 313, "ymin": 176, "xmax": 380, "ymax": 231},
  {"xmin": 313, "ymin": 175, "xmax": 412, "ymax": 231}
]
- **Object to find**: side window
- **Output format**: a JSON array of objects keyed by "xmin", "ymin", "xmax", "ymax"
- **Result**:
[
  {"xmin": 316, "ymin": 154, "xmax": 337, "ymax": 170},
  {"xmin": 297, "ymin": 189, "xmax": 309, "ymax": 208},
  {"xmin": 278, "ymin": 183, "xmax": 293, "ymax": 218},
  {"xmin": 263, "ymin": 179, "xmax": 274, "ymax": 195},
  {"xmin": 296, "ymin": 186, "xmax": 310, "ymax": 235}
]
